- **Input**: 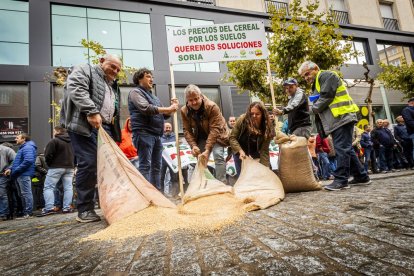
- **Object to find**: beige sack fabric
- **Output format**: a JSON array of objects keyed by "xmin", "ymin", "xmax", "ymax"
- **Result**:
[
  {"xmin": 183, "ymin": 160, "xmax": 232, "ymax": 203},
  {"xmin": 279, "ymin": 136, "xmax": 321, "ymax": 193},
  {"xmin": 97, "ymin": 127, "xmax": 176, "ymax": 225},
  {"xmin": 233, "ymin": 157, "xmax": 285, "ymax": 211}
]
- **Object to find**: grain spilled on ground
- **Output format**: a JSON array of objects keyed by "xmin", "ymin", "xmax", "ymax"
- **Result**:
[{"xmin": 84, "ymin": 193, "xmax": 246, "ymax": 241}]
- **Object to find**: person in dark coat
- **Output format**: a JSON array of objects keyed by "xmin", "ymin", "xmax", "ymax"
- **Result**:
[
  {"xmin": 401, "ymin": 97, "xmax": 414, "ymax": 166},
  {"xmin": 394, "ymin": 116, "xmax": 414, "ymax": 169}
]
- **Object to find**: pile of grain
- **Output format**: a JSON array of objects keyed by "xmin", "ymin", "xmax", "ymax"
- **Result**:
[{"xmin": 85, "ymin": 193, "xmax": 246, "ymax": 241}]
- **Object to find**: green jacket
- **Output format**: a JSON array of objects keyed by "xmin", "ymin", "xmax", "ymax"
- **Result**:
[{"xmin": 229, "ymin": 114, "xmax": 272, "ymax": 167}]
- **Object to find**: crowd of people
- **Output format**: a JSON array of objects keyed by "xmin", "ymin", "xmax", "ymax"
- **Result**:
[{"xmin": 1, "ymin": 57, "xmax": 413, "ymax": 222}]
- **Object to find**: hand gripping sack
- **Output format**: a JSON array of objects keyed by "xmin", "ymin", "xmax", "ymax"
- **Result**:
[
  {"xmin": 233, "ymin": 157, "xmax": 285, "ymax": 211},
  {"xmin": 279, "ymin": 136, "xmax": 321, "ymax": 193},
  {"xmin": 97, "ymin": 127, "xmax": 176, "ymax": 225},
  {"xmin": 183, "ymin": 160, "xmax": 232, "ymax": 203}
]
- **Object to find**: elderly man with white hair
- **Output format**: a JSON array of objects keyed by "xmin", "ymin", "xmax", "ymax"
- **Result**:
[
  {"xmin": 180, "ymin": 84, "xmax": 229, "ymax": 183},
  {"xmin": 298, "ymin": 61, "xmax": 370, "ymax": 191}
]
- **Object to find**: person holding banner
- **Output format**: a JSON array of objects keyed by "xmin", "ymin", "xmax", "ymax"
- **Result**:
[
  {"xmin": 129, "ymin": 68, "xmax": 179, "ymax": 191},
  {"xmin": 181, "ymin": 84, "xmax": 229, "ymax": 183},
  {"xmin": 298, "ymin": 61, "xmax": 370, "ymax": 191},
  {"xmin": 229, "ymin": 102, "xmax": 274, "ymax": 177}
]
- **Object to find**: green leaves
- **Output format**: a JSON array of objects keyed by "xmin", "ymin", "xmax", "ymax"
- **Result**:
[
  {"xmin": 225, "ymin": 0, "xmax": 358, "ymax": 105},
  {"xmin": 378, "ymin": 60, "xmax": 414, "ymax": 99}
]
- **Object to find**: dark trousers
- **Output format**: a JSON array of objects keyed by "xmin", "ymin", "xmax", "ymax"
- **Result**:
[
  {"xmin": 331, "ymin": 122, "xmax": 368, "ymax": 184},
  {"xmin": 379, "ymin": 145, "xmax": 394, "ymax": 171},
  {"xmin": 401, "ymin": 140, "xmax": 414, "ymax": 167},
  {"xmin": 68, "ymin": 125, "xmax": 113, "ymax": 214},
  {"xmin": 133, "ymin": 134, "xmax": 163, "ymax": 190}
]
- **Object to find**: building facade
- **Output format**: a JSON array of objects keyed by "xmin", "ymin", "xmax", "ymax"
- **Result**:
[{"xmin": 0, "ymin": 0, "xmax": 413, "ymax": 150}]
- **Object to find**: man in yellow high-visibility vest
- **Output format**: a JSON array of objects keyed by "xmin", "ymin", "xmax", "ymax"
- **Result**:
[{"xmin": 298, "ymin": 61, "xmax": 371, "ymax": 191}]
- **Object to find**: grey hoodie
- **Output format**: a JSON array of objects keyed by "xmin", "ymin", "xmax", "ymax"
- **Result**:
[{"xmin": 0, "ymin": 145, "xmax": 16, "ymax": 173}]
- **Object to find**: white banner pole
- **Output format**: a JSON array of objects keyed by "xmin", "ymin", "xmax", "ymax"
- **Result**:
[{"xmin": 169, "ymin": 64, "xmax": 185, "ymax": 204}]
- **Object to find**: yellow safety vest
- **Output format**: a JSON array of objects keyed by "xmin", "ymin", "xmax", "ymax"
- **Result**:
[{"xmin": 315, "ymin": 70, "xmax": 359, "ymax": 117}]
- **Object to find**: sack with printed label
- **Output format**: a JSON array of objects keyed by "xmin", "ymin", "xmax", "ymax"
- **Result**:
[
  {"xmin": 279, "ymin": 136, "xmax": 321, "ymax": 193},
  {"xmin": 97, "ymin": 127, "xmax": 176, "ymax": 225},
  {"xmin": 233, "ymin": 157, "xmax": 285, "ymax": 211},
  {"xmin": 183, "ymin": 159, "xmax": 232, "ymax": 203}
]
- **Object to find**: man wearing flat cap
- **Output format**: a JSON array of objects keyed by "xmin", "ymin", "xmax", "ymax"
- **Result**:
[
  {"xmin": 401, "ymin": 97, "xmax": 414, "ymax": 164},
  {"xmin": 273, "ymin": 78, "xmax": 311, "ymax": 139}
]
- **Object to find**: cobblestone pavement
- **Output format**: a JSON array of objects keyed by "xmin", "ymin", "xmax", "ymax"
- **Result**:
[{"xmin": 0, "ymin": 171, "xmax": 413, "ymax": 275}]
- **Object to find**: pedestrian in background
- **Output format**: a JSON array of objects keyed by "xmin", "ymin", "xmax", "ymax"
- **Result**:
[
  {"xmin": 40, "ymin": 127, "xmax": 74, "ymax": 216},
  {"xmin": 394, "ymin": 115, "xmax": 414, "ymax": 169},
  {"xmin": 118, "ymin": 117, "xmax": 139, "ymax": 170},
  {"xmin": 0, "ymin": 144, "xmax": 16, "ymax": 220},
  {"xmin": 4, "ymin": 133, "xmax": 37, "ymax": 219},
  {"xmin": 401, "ymin": 98, "xmax": 414, "ymax": 163},
  {"xmin": 360, "ymin": 125, "xmax": 376, "ymax": 173}
]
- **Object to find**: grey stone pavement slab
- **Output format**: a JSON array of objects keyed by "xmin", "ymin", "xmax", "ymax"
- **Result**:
[{"xmin": 0, "ymin": 171, "xmax": 413, "ymax": 275}]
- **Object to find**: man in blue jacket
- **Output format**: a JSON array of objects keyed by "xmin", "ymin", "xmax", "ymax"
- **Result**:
[
  {"xmin": 4, "ymin": 133, "xmax": 36, "ymax": 219},
  {"xmin": 402, "ymin": 97, "xmax": 414, "ymax": 165}
]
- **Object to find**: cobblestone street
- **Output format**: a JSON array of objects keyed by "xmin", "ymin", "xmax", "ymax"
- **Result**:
[{"xmin": 0, "ymin": 171, "xmax": 413, "ymax": 275}]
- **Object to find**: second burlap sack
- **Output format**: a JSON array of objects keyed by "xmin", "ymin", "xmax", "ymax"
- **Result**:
[
  {"xmin": 278, "ymin": 136, "xmax": 321, "ymax": 193},
  {"xmin": 233, "ymin": 157, "xmax": 285, "ymax": 211}
]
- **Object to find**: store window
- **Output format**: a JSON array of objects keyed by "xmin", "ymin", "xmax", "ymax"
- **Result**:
[
  {"xmin": 165, "ymin": 16, "xmax": 220, "ymax": 72},
  {"xmin": 0, "ymin": 0, "xmax": 29, "ymax": 65},
  {"xmin": 173, "ymin": 87, "xmax": 221, "ymax": 132},
  {"xmin": 0, "ymin": 84, "xmax": 29, "ymax": 142},
  {"xmin": 51, "ymin": 5, "xmax": 154, "ymax": 69},
  {"xmin": 377, "ymin": 43, "xmax": 413, "ymax": 66},
  {"xmin": 341, "ymin": 40, "xmax": 369, "ymax": 65}
]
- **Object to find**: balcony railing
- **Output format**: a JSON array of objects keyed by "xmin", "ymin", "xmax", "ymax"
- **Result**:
[
  {"xmin": 265, "ymin": 0, "xmax": 289, "ymax": 15},
  {"xmin": 184, "ymin": 0, "xmax": 215, "ymax": 5},
  {"xmin": 383, "ymin": 17, "xmax": 399, "ymax": 31},
  {"xmin": 331, "ymin": 10, "xmax": 349, "ymax": 24}
]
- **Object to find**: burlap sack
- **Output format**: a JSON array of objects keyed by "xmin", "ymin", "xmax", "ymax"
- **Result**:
[
  {"xmin": 97, "ymin": 127, "xmax": 176, "ymax": 225},
  {"xmin": 183, "ymin": 160, "xmax": 232, "ymax": 203},
  {"xmin": 278, "ymin": 136, "xmax": 321, "ymax": 193},
  {"xmin": 233, "ymin": 157, "xmax": 285, "ymax": 211}
]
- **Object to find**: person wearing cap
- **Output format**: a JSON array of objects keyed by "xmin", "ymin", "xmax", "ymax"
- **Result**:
[
  {"xmin": 273, "ymin": 78, "xmax": 311, "ymax": 139},
  {"xmin": 401, "ymin": 97, "xmax": 414, "ymax": 163},
  {"xmin": 298, "ymin": 61, "xmax": 370, "ymax": 191}
]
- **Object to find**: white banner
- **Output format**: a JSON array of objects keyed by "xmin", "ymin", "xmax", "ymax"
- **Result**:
[{"xmin": 167, "ymin": 21, "xmax": 268, "ymax": 64}]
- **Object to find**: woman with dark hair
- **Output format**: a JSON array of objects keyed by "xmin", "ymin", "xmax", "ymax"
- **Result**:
[{"xmin": 229, "ymin": 102, "xmax": 275, "ymax": 177}]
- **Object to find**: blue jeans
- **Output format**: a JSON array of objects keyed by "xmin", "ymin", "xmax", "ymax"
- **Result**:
[
  {"xmin": 318, "ymin": 152, "xmax": 331, "ymax": 179},
  {"xmin": 43, "ymin": 168, "xmax": 74, "ymax": 210},
  {"xmin": 328, "ymin": 156, "xmax": 337, "ymax": 172},
  {"xmin": 133, "ymin": 134, "xmax": 163, "ymax": 190},
  {"xmin": 362, "ymin": 147, "xmax": 372, "ymax": 172},
  {"xmin": 331, "ymin": 122, "xmax": 368, "ymax": 184},
  {"xmin": 16, "ymin": 176, "xmax": 33, "ymax": 215},
  {"xmin": 0, "ymin": 176, "xmax": 10, "ymax": 216}
]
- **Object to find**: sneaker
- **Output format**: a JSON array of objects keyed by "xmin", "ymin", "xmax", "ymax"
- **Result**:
[
  {"xmin": 16, "ymin": 214, "xmax": 33, "ymax": 220},
  {"xmin": 76, "ymin": 210, "xmax": 101, "ymax": 223},
  {"xmin": 348, "ymin": 178, "xmax": 372, "ymax": 186},
  {"xmin": 37, "ymin": 209, "xmax": 57, "ymax": 217},
  {"xmin": 62, "ymin": 208, "xmax": 74, "ymax": 214},
  {"xmin": 381, "ymin": 170, "xmax": 388, "ymax": 174},
  {"xmin": 324, "ymin": 182, "xmax": 350, "ymax": 191}
]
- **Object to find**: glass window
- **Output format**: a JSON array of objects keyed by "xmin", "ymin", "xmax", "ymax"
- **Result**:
[
  {"xmin": 52, "ymin": 4, "xmax": 153, "ymax": 68},
  {"xmin": 380, "ymin": 4, "xmax": 394, "ymax": 18},
  {"xmin": 0, "ymin": 1, "xmax": 28, "ymax": 65},
  {"xmin": 173, "ymin": 86, "xmax": 221, "ymax": 132},
  {"xmin": 377, "ymin": 42, "xmax": 413, "ymax": 66},
  {"xmin": 0, "ymin": 0, "xmax": 28, "ymax": 11},
  {"xmin": 121, "ymin": 22, "xmax": 152, "ymax": 50},
  {"xmin": 328, "ymin": 0, "xmax": 346, "ymax": 11},
  {"xmin": 0, "ymin": 42, "xmax": 28, "ymax": 65},
  {"xmin": 52, "ymin": 15, "xmax": 87, "ymax": 46},
  {"xmin": 122, "ymin": 50, "xmax": 154, "ymax": 69},
  {"xmin": 51, "ymin": 5, "xmax": 86, "ymax": 17},
  {"xmin": 87, "ymin": 8, "xmax": 119, "ymax": 20},
  {"xmin": 165, "ymin": 16, "xmax": 219, "ymax": 72},
  {"xmin": 88, "ymin": 19, "xmax": 121, "ymax": 49},
  {"xmin": 0, "ymin": 84, "xmax": 29, "ymax": 142},
  {"xmin": 342, "ymin": 40, "xmax": 368, "ymax": 65},
  {"xmin": 120, "ymin": 12, "xmax": 150, "ymax": 23},
  {"xmin": 0, "ymin": 10, "xmax": 28, "ymax": 43},
  {"xmin": 52, "ymin": 46, "xmax": 88, "ymax": 67}
]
